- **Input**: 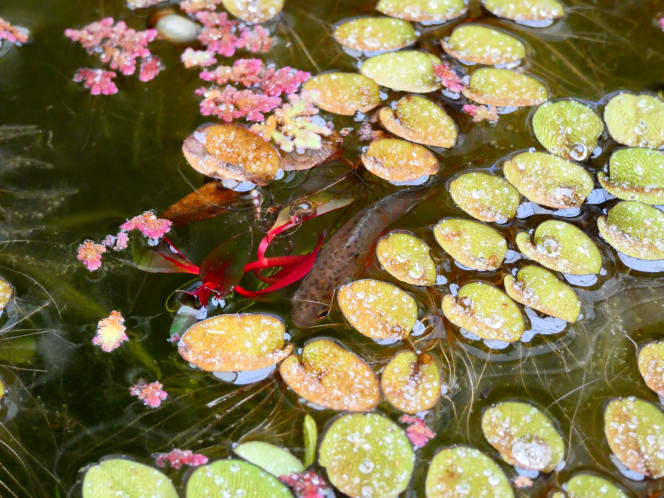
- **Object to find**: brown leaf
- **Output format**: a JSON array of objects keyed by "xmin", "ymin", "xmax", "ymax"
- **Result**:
[{"xmin": 162, "ymin": 181, "xmax": 243, "ymax": 226}]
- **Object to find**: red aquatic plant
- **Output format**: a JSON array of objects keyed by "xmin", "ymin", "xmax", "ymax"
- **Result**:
[
  {"xmin": 181, "ymin": 47, "xmax": 217, "ymax": 68},
  {"xmin": 195, "ymin": 11, "xmax": 272, "ymax": 60},
  {"xmin": 0, "ymin": 17, "xmax": 29, "ymax": 45},
  {"xmin": 73, "ymin": 68, "xmax": 119, "ymax": 95},
  {"xmin": 462, "ymin": 103, "xmax": 499, "ymax": 123},
  {"xmin": 196, "ymin": 86, "xmax": 282, "ymax": 122},
  {"xmin": 279, "ymin": 470, "xmax": 329, "ymax": 498},
  {"xmin": 78, "ymin": 240, "xmax": 107, "ymax": 271},
  {"xmin": 399, "ymin": 415, "xmax": 435, "ymax": 448},
  {"xmin": 154, "ymin": 448, "xmax": 208, "ymax": 468},
  {"xmin": 433, "ymin": 62, "xmax": 464, "ymax": 93},
  {"xmin": 120, "ymin": 211, "xmax": 172, "ymax": 241},
  {"xmin": 129, "ymin": 379, "xmax": 168, "ymax": 408},
  {"xmin": 92, "ymin": 310, "xmax": 128, "ymax": 352}
]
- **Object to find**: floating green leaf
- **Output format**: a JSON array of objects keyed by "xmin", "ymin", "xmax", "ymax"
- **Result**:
[
  {"xmin": 638, "ymin": 341, "xmax": 664, "ymax": 398},
  {"xmin": 82, "ymin": 458, "xmax": 178, "ymax": 498},
  {"xmin": 482, "ymin": 0, "xmax": 564, "ymax": 21},
  {"xmin": 504, "ymin": 265, "xmax": 581, "ymax": 322},
  {"xmin": 433, "ymin": 218, "xmax": 507, "ymax": 270},
  {"xmin": 337, "ymin": 279, "xmax": 418, "ymax": 339},
  {"xmin": 187, "ymin": 459, "xmax": 292, "ymax": 496},
  {"xmin": 565, "ymin": 473, "xmax": 628, "ymax": 498},
  {"xmin": 532, "ymin": 100, "xmax": 604, "ymax": 161},
  {"xmin": 503, "ymin": 151, "xmax": 594, "ymax": 209},
  {"xmin": 482, "ymin": 401, "xmax": 565, "ymax": 472},
  {"xmin": 376, "ymin": 232, "xmax": 436, "ymax": 286},
  {"xmin": 604, "ymin": 397, "xmax": 664, "ymax": 479},
  {"xmin": 233, "ymin": 441, "xmax": 304, "ymax": 477},
  {"xmin": 303, "ymin": 73, "xmax": 381, "ymax": 116},
  {"xmin": 361, "ymin": 138, "xmax": 440, "ymax": 182},
  {"xmin": 463, "ymin": 68, "xmax": 548, "ymax": 107},
  {"xmin": 378, "ymin": 95, "xmax": 458, "ymax": 148},
  {"xmin": 598, "ymin": 201, "xmax": 664, "ymax": 260},
  {"xmin": 361, "ymin": 51, "xmax": 442, "ymax": 93},
  {"xmin": 449, "ymin": 172, "xmax": 520, "ymax": 222},
  {"xmin": 334, "ymin": 17, "xmax": 417, "ymax": 53},
  {"xmin": 303, "ymin": 414, "xmax": 317, "ymax": 467},
  {"xmin": 604, "ymin": 92, "xmax": 664, "ymax": 149},
  {"xmin": 376, "ymin": 0, "xmax": 467, "ymax": 22},
  {"xmin": 516, "ymin": 220, "xmax": 603, "ymax": 275},
  {"xmin": 442, "ymin": 282, "xmax": 525, "ymax": 342},
  {"xmin": 598, "ymin": 148, "xmax": 664, "ymax": 205},
  {"xmin": 443, "ymin": 24, "xmax": 525, "ymax": 65},
  {"xmin": 222, "ymin": 0, "xmax": 284, "ymax": 23},
  {"xmin": 425, "ymin": 446, "xmax": 514, "ymax": 498},
  {"xmin": 319, "ymin": 413, "xmax": 414, "ymax": 498},
  {"xmin": 381, "ymin": 351, "xmax": 441, "ymax": 414},
  {"xmin": 0, "ymin": 277, "xmax": 13, "ymax": 313}
]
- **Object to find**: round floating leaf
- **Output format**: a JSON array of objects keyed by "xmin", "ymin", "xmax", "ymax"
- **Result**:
[
  {"xmin": 187, "ymin": 459, "xmax": 292, "ymax": 496},
  {"xmin": 319, "ymin": 413, "xmax": 414, "ymax": 498},
  {"xmin": 604, "ymin": 93, "xmax": 664, "ymax": 149},
  {"xmin": 279, "ymin": 338, "xmax": 380, "ymax": 411},
  {"xmin": 361, "ymin": 138, "xmax": 439, "ymax": 182},
  {"xmin": 598, "ymin": 201, "xmax": 664, "ymax": 261},
  {"xmin": 381, "ymin": 351, "xmax": 441, "ymax": 414},
  {"xmin": 376, "ymin": 0, "xmax": 467, "ymax": 22},
  {"xmin": 334, "ymin": 17, "xmax": 417, "ymax": 53},
  {"xmin": 503, "ymin": 151, "xmax": 594, "ymax": 209},
  {"xmin": 361, "ymin": 51, "xmax": 442, "ymax": 93},
  {"xmin": 433, "ymin": 218, "xmax": 507, "ymax": 270},
  {"xmin": 378, "ymin": 95, "xmax": 458, "ymax": 148},
  {"xmin": 303, "ymin": 414, "xmax": 318, "ymax": 467},
  {"xmin": 425, "ymin": 446, "xmax": 514, "ymax": 498},
  {"xmin": 234, "ymin": 441, "xmax": 304, "ymax": 477},
  {"xmin": 222, "ymin": 0, "xmax": 284, "ymax": 23},
  {"xmin": 376, "ymin": 232, "xmax": 436, "ymax": 286},
  {"xmin": 303, "ymin": 73, "xmax": 381, "ymax": 116},
  {"xmin": 604, "ymin": 397, "xmax": 664, "ymax": 479},
  {"xmin": 598, "ymin": 148, "xmax": 664, "ymax": 205},
  {"xmin": 449, "ymin": 172, "xmax": 520, "ymax": 222},
  {"xmin": 337, "ymin": 279, "xmax": 418, "ymax": 340},
  {"xmin": 482, "ymin": 0, "xmax": 564, "ymax": 21},
  {"xmin": 504, "ymin": 265, "xmax": 581, "ymax": 322},
  {"xmin": 0, "ymin": 277, "xmax": 13, "ymax": 313},
  {"xmin": 443, "ymin": 24, "xmax": 526, "ymax": 65},
  {"xmin": 462, "ymin": 68, "xmax": 548, "ymax": 107},
  {"xmin": 532, "ymin": 100, "xmax": 604, "ymax": 161},
  {"xmin": 516, "ymin": 220, "xmax": 603, "ymax": 275},
  {"xmin": 482, "ymin": 401, "xmax": 565, "ymax": 472},
  {"xmin": 442, "ymin": 282, "xmax": 525, "ymax": 342},
  {"xmin": 178, "ymin": 314, "xmax": 293, "ymax": 372},
  {"xmin": 182, "ymin": 124, "xmax": 281, "ymax": 186},
  {"xmin": 565, "ymin": 473, "xmax": 628, "ymax": 498},
  {"xmin": 82, "ymin": 458, "xmax": 178, "ymax": 498},
  {"xmin": 638, "ymin": 341, "xmax": 664, "ymax": 398}
]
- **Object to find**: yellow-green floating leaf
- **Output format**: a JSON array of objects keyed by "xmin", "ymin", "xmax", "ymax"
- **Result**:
[
  {"xmin": 598, "ymin": 148, "xmax": 664, "ymax": 205},
  {"xmin": 604, "ymin": 92, "xmax": 664, "ymax": 149},
  {"xmin": 638, "ymin": 341, "xmax": 664, "ymax": 398},
  {"xmin": 532, "ymin": 100, "xmax": 604, "ymax": 161},
  {"xmin": 376, "ymin": 232, "xmax": 436, "ymax": 286},
  {"xmin": 463, "ymin": 68, "xmax": 548, "ymax": 107},
  {"xmin": 187, "ymin": 459, "xmax": 292, "ymax": 496},
  {"xmin": 82, "ymin": 458, "xmax": 178, "ymax": 498},
  {"xmin": 482, "ymin": 0, "xmax": 564, "ymax": 22},
  {"xmin": 0, "ymin": 277, "xmax": 13, "ymax": 314},
  {"xmin": 565, "ymin": 473, "xmax": 628, "ymax": 498},
  {"xmin": 433, "ymin": 218, "xmax": 507, "ymax": 270},
  {"xmin": 442, "ymin": 282, "xmax": 525, "ymax": 342},
  {"xmin": 376, "ymin": 0, "xmax": 467, "ymax": 23},
  {"xmin": 516, "ymin": 220, "xmax": 602, "ymax": 275},
  {"xmin": 443, "ymin": 24, "xmax": 525, "ymax": 65},
  {"xmin": 381, "ymin": 351, "xmax": 441, "ymax": 414},
  {"xmin": 303, "ymin": 72, "xmax": 381, "ymax": 116},
  {"xmin": 449, "ymin": 172, "xmax": 520, "ymax": 222},
  {"xmin": 361, "ymin": 51, "xmax": 442, "ymax": 93},
  {"xmin": 482, "ymin": 401, "xmax": 565, "ymax": 472},
  {"xmin": 233, "ymin": 441, "xmax": 304, "ymax": 477},
  {"xmin": 334, "ymin": 17, "xmax": 417, "ymax": 53},
  {"xmin": 598, "ymin": 201, "xmax": 664, "ymax": 261},
  {"xmin": 503, "ymin": 151, "xmax": 594, "ymax": 209},
  {"xmin": 222, "ymin": 0, "xmax": 284, "ymax": 23},
  {"xmin": 303, "ymin": 414, "xmax": 317, "ymax": 467},
  {"xmin": 361, "ymin": 138, "xmax": 440, "ymax": 182},
  {"xmin": 319, "ymin": 413, "xmax": 414, "ymax": 498}
]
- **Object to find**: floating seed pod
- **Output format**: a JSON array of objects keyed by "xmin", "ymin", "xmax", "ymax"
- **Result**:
[
  {"xmin": 337, "ymin": 279, "xmax": 418, "ymax": 340},
  {"xmin": 482, "ymin": 0, "xmax": 564, "ymax": 22},
  {"xmin": 378, "ymin": 95, "xmax": 458, "ymax": 148},
  {"xmin": 504, "ymin": 265, "xmax": 581, "ymax": 322},
  {"xmin": 443, "ymin": 24, "xmax": 526, "ymax": 65},
  {"xmin": 462, "ymin": 68, "xmax": 548, "ymax": 107},
  {"xmin": 178, "ymin": 314, "xmax": 293, "ymax": 372},
  {"xmin": 187, "ymin": 459, "xmax": 292, "ymax": 496},
  {"xmin": 0, "ymin": 277, "xmax": 13, "ymax": 314},
  {"xmin": 482, "ymin": 401, "xmax": 565, "ymax": 472},
  {"xmin": 604, "ymin": 92, "xmax": 664, "ymax": 149},
  {"xmin": 442, "ymin": 282, "xmax": 525, "ymax": 342},
  {"xmin": 503, "ymin": 151, "xmax": 594, "ymax": 209},
  {"xmin": 361, "ymin": 138, "xmax": 439, "ymax": 183},
  {"xmin": 597, "ymin": 201, "xmax": 664, "ymax": 261},
  {"xmin": 233, "ymin": 441, "xmax": 304, "ymax": 477},
  {"xmin": 151, "ymin": 10, "xmax": 202, "ymax": 44},
  {"xmin": 604, "ymin": 397, "xmax": 664, "ymax": 479},
  {"xmin": 433, "ymin": 218, "xmax": 507, "ymax": 270},
  {"xmin": 303, "ymin": 73, "xmax": 381, "ymax": 116},
  {"xmin": 376, "ymin": 0, "xmax": 467, "ymax": 23},
  {"xmin": 319, "ymin": 413, "xmax": 414, "ymax": 498},
  {"xmin": 361, "ymin": 51, "xmax": 442, "ymax": 93},
  {"xmin": 334, "ymin": 17, "xmax": 417, "ymax": 53},
  {"xmin": 376, "ymin": 232, "xmax": 436, "ymax": 286},
  {"xmin": 564, "ymin": 473, "xmax": 629, "ymax": 498},
  {"xmin": 182, "ymin": 124, "xmax": 281, "ymax": 186},
  {"xmin": 598, "ymin": 148, "xmax": 664, "ymax": 205},
  {"xmin": 449, "ymin": 172, "xmax": 520, "ymax": 222},
  {"xmin": 532, "ymin": 100, "xmax": 604, "ymax": 161},
  {"xmin": 222, "ymin": 0, "xmax": 284, "ymax": 24},
  {"xmin": 381, "ymin": 351, "xmax": 441, "ymax": 413},
  {"xmin": 638, "ymin": 341, "xmax": 664, "ymax": 398},
  {"xmin": 279, "ymin": 339, "xmax": 380, "ymax": 411},
  {"xmin": 82, "ymin": 458, "xmax": 178, "ymax": 498},
  {"xmin": 425, "ymin": 446, "xmax": 514, "ymax": 498},
  {"xmin": 516, "ymin": 220, "xmax": 602, "ymax": 275}
]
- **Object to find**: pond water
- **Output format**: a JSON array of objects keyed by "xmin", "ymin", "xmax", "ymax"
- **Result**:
[{"xmin": 1, "ymin": 0, "xmax": 664, "ymax": 496}]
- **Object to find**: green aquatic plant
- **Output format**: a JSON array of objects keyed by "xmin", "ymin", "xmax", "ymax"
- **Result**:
[
  {"xmin": 482, "ymin": 0, "xmax": 564, "ymax": 22},
  {"xmin": 233, "ymin": 441, "xmax": 304, "ymax": 476},
  {"xmin": 303, "ymin": 72, "xmax": 380, "ymax": 116},
  {"xmin": 381, "ymin": 350, "xmax": 442, "ymax": 413},
  {"xmin": 361, "ymin": 138, "xmax": 440, "ymax": 182},
  {"xmin": 637, "ymin": 341, "xmax": 664, "ymax": 398},
  {"xmin": 361, "ymin": 51, "xmax": 442, "ymax": 93},
  {"xmin": 462, "ymin": 68, "xmax": 548, "ymax": 107},
  {"xmin": 375, "ymin": 0, "xmax": 467, "ymax": 22},
  {"xmin": 82, "ymin": 458, "xmax": 177, "ymax": 498},
  {"xmin": 187, "ymin": 459, "xmax": 292, "ymax": 496},
  {"xmin": 604, "ymin": 92, "xmax": 664, "ymax": 149},
  {"xmin": 449, "ymin": 172, "xmax": 520, "ymax": 222},
  {"xmin": 333, "ymin": 17, "xmax": 417, "ymax": 53},
  {"xmin": 597, "ymin": 201, "xmax": 664, "ymax": 260},
  {"xmin": 375, "ymin": 232, "xmax": 437, "ymax": 286},
  {"xmin": 564, "ymin": 473, "xmax": 628, "ymax": 498},
  {"xmin": 443, "ymin": 24, "xmax": 526, "ymax": 65},
  {"xmin": 598, "ymin": 147, "xmax": 664, "ymax": 205},
  {"xmin": 434, "ymin": 218, "xmax": 507, "ymax": 270}
]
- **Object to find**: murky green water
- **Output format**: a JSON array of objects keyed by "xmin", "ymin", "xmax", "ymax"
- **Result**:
[{"xmin": 1, "ymin": 0, "xmax": 664, "ymax": 496}]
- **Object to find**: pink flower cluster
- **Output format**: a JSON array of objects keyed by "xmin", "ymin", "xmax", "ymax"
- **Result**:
[
  {"xmin": 399, "ymin": 415, "xmax": 435, "ymax": 448},
  {"xmin": 78, "ymin": 240, "xmax": 107, "ymax": 271},
  {"xmin": 180, "ymin": 0, "xmax": 223, "ymax": 14},
  {"xmin": 279, "ymin": 470, "xmax": 329, "ymax": 498},
  {"xmin": 462, "ymin": 104, "xmax": 499, "ymax": 123},
  {"xmin": 92, "ymin": 310, "xmax": 128, "ymax": 352},
  {"xmin": 433, "ymin": 62, "xmax": 464, "ymax": 93},
  {"xmin": 153, "ymin": 448, "xmax": 208, "ymax": 468},
  {"xmin": 197, "ymin": 86, "xmax": 281, "ymax": 122},
  {"xmin": 129, "ymin": 379, "xmax": 168, "ymax": 408},
  {"xmin": 73, "ymin": 68, "xmax": 119, "ymax": 95},
  {"xmin": 0, "ymin": 17, "xmax": 29, "ymax": 45},
  {"xmin": 120, "ymin": 211, "xmax": 172, "ymax": 240}
]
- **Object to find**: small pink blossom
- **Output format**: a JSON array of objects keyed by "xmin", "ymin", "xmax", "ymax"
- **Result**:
[
  {"xmin": 179, "ymin": 0, "xmax": 223, "ymax": 14},
  {"xmin": 462, "ymin": 104, "xmax": 499, "ymax": 123},
  {"xmin": 181, "ymin": 48, "xmax": 217, "ymax": 68},
  {"xmin": 197, "ymin": 85, "xmax": 281, "ymax": 122},
  {"xmin": 659, "ymin": 18, "xmax": 664, "ymax": 31},
  {"xmin": 433, "ymin": 62, "xmax": 464, "ymax": 93},
  {"xmin": 200, "ymin": 58, "xmax": 264, "ymax": 86},
  {"xmin": 101, "ymin": 232, "xmax": 130, "ymax": 251},
  {"xmin": 92, "ymin": 310, "xmax": 128, "ymax": 352},
  {"xmin": 120, "ymin": 211, "xmax": 172, "ymax": 240},
  {"xmin": 154, "ymin": 448, "xmax": 208, "ymax": 469},
  {"xmin": 0, "ymin": 17, "xmax": 29, "ymax": 45},
  {"xmin": 77, "ymin": 239, "xmax": 107, "ymax": 271},
  {"xmin": 129, "ymin": 379, "xmax": 167, "ymax": 408},
  {"xmin": 400, "ymin": 415, "xmax": 435, "ymax": 448},
  {"xmin": 513, "ymin": 475, "xmax": 533, "ymax": 489},
  {"xmin": 73, "ymin": 68, "xmax": 119, "ymax": 95},
  {"xmin": 195, "ymin": 11, "xmax": 272, "ymax": 58},
  {"xmin": 139, "ymin": 55, "xmax": 164, "ymax": 82},
  {"xmin": 236, "ymin": 25, "xmax": 272, "ymax": 53},
  {"xmin": 279, "ymin": 471, "xmax": 329, "ymax": 498}
]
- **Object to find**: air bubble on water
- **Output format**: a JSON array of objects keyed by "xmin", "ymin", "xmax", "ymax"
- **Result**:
[
  {"xmin": 411, "ymin": 320, "xmax": 426, "ymax": 336},
  {"xmin": 359, "ymin": 458, "xmax": 374, "ymax": 474},
  {"xmin": 435, "ymin": 275, "xmax": 448, "ymax": 285},
  {"xmin": 515, "ymin": 18, "xmax": 554, "ymax": 28},
  {"xmin": 570, "ymin": 143, "xmax": 587, "ymax": 161},
  {"xmin": 634, "ymin": 120, "xmax": 648, "ymax": 136},
  {"xmin": 564, "ymin": 273, "xmax": 598, "ymax": 286},
  {"xmin": 610, "ymin": 454, "xmax": 645, "ymax": 481},
  {"xmin": 459, "ymin": 328, "xmax": 482, "ymax": 341},
  {"xmin": 289, "ymin": 200, "xmax": 317, "ymax": 224},
  {"xmin": 617, "ymin": 252, "xmax": 664, "ymax": 273},
  {"xmin": 483, "ymin": 339, "xmax": 509, "ymax": 350}
]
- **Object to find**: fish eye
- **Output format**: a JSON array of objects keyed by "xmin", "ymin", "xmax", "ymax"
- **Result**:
[{"xmin": 317, "ymin": 308, "xmax": 330, "ymax": 319}]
